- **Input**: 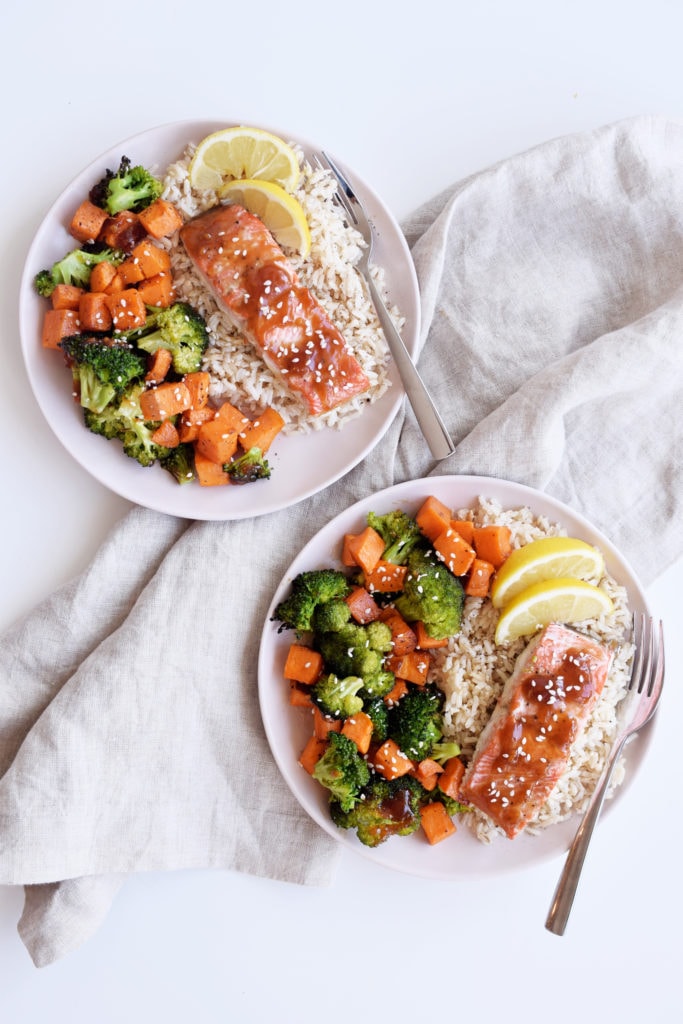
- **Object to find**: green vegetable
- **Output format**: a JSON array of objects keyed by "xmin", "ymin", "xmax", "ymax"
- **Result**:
[
  {"xmin": 84, "ymin": 383, "xmax": 171, "ymax": 470},
  {"xmin": 310, "ymin": 673, "xmax": 365, "ymax": 720},
  {"xmin": 33, "ymin": 246, "xmax": 125, "ymax": 297},
  {"xmin": 366, "ymin": 508, "xmax": 423, "ymax": 565},
  {"xmin": 89, "ymin": 155, "xmax": 163, "ymax": 215},
  {"xmin": 271, "ymin": 569, "xmax": 351, "ymax": 634},
  {"xmin": 387, "ymin": 684, "xmax": 444, "ymax": 761},
  {"xmin": 315, "ymin": 619, "xmax": 394, "ymax": 699},
  {"xmin": 312, "ymin": 732, "xmax": 371, "ymax": 812},
  {"xmin": 330, "ymin": 776, "xmax": 425, "ymax": 847},
  {"xmin": 60, "ymin": 336, "xmax": 147, "ymax": 413},
  {"xmin": 121, "ymin": 302, "xmax": 209, "ymax": 375},
  {"xmin": 394, "ymin": 546, "xmax": 465, "ymax": 640},
  {"xmin": 224, "ymin": 446, "xmax": 271, "ymax": 483}
]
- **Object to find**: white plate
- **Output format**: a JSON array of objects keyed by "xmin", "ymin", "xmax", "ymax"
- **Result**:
[
  {"xmin": 258, "ymin": 475, "xmax": 653, "ymax": 880},
  {"xmin": 19, "ymin": 120, "xmax": 419, "ymax": 521}
]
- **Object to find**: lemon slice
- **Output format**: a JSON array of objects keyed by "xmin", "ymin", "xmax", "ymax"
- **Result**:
[
  {"xmin": 494, "ymin": 577, "xmax": 614, "ymax": 645},
  {"xmin": 219, "ymin": 178, "xmax": 311, "ymax": 257},
  {"xmin": 189, "ymin": 126, "xmax": 301, "ymax": 192},
  {"xmin": 490, "ymin": 536, "xmax": 605, "ymax": 609}
]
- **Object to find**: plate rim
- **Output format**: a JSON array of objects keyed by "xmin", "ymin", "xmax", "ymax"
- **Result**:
[
  {"xmin": 257, "ymin": 474, "xmax": 653, "ymax": 880},
  {"xmin": 18, "ymin": 118, "xmax": 420, "ymax": 521}
]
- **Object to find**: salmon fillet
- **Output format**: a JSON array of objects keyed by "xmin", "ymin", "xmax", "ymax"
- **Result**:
[
  {"xmin": 180, "ymin": 204, "xmax": 371, "ymax": 416},
  {"xmin": 460, "ymin": 622, "xmax": 613, "ymax": 838}
]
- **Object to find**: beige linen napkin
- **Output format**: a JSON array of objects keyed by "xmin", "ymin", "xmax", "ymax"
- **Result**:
[{"xmin": 2, "ymin": 114, "xmax": 682, "ymax": 966}]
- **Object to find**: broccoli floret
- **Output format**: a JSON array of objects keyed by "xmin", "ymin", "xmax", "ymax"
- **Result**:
[
  {"xmin": 393, "ymin": 546, "xmax": 465, "ymax": 640},
  {"xmin": 366, "ymin": 508, "xmax": 424, "ymax": 565},
  {"xmin": 427, "ymin": 789, "xmax": 471, "ymax": 818},
  {"xmin": 122, "ymin": 302, "xmax": 209, "ymax": 375},
  {"xmin": 60, "ymin": 336, "xmax": 147, "ymax": 413},
  {"xmin": 330, "ymin": 775, "xmax": 425, "ymax": 847},
  {"xmin": 161, "ymin": 443, "xmax": 195, "ymax": 485},
  {"xmin": 224, "ymin": 446, "xmax": 271, "ymax": 483},
  {"xmin": 311, "ymin": 597, "xmax": 352, "ymax": 634},
  {"xmin": 312, "ymin": 732, "xmax": 371, "ymax": 812},
  {"xmin": 315, "ymin": 619, "xmax": 394, "ymax": 698},
  {"xmin": 83, "ymin": 383, "xmax": 169, "ymax": 468},
  {"xmin": 34, "ymin": 246, "xmax": 125, "ymax": 297},
  {"xmin": 430, "ymin": 740, "xmax": 461, "ymax": 765},
  {"xmin": 90, "ymin": 155, "xmax": 163, "ymax": 215},
  {"xmin": 310, "ymin": 673, "xmax": 365, "ymax": 719},
  {"xmin": 364, "ymin": 696, "xmax": 389, "ymax": 744},
  {"xmin": 272, "ymin": 569, "xmax": 351, "ymax": 634},
  {"xmin": 387, "ymin": 684, "xmax": 444, "ymax": 761}
]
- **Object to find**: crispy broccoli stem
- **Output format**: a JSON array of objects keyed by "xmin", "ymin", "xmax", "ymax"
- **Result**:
[
  {"xmin": 271, "ymin": 569, "xmax": 351, "ymax": 634},
  {"xmin": 89, "ymin": 156, "xmax": 163, "ymax": 215},
  {"xmin": 34, "ymin": 246, "xmax": 125, "ymax": 297},
  {"xmin": 312, "ymin": 732, "xmax": 371, "ymax": 812},
  {"xmin": 394, "ymin": 546, "xmax": 465, "ymax": 640},
  {"xmin": 366, "ymin": 508, "xmax": 424, "ymax": 565},
  {"xmin": 224, "ymin": 446, "xmax": 271, "ymax": 483},
  {"xmin": 121, "ymin": 302, "xmax": 209, "ymax": 375}
]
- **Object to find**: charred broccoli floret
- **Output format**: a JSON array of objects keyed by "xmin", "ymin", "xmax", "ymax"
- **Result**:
[
  {"xmin": 312, "ymin": 732, "xmax": 371, "ymax": 812},
  {"xmin": 387, "ymin": 684, "xmax": 444, "ymax": 761},
  {"xmin": 121, "ymin": 302, "xmax": 209, "ymax": 375},
  {"xmin": 83, "ymin": 383, "xmax": 170, "ymax": 468},
  {"xmin": 366, "ymin": 508, "xmax": 424, "ymax": 565},
  {"xmin": 33, "ymin": 246, "xmax": 125, "ymax": 297},
  {"xmin": 60, "ymin": 336, "xmax": 147, "ymax": 413},
  {"xmin": 315, "ymin": 619, "xmax": 394, "ymax": 698},
  {"xmin": 161, "ymin": 442, "xmax": 195, "ymax": 485},
  {"xmin": 393, "ymin": 546, "xmax": 465, "ymax": 640},
  {"xmin": 272, "ymin": 569, "xmax": 351, "ymax": 634},
  {"xmin": 310, "ymin": 673, "xmax": 365, "ymax": 720},
  {"xmin": 90, "ymin": 155, "xmax": 163, "ymax": 215},
  {"xmin": 330, "ymin": 775, "xmax": 425, "ymax": 847},
  {"xmin": 224, "ymin": 446, "xmax": 271, "ymax": 483}
]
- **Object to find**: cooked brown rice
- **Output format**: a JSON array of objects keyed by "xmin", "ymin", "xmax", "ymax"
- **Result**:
[
  {"xmin": 160, "ymin": 143, "xmax": 395, "ymax": 433},
  {"xmin": 432, "ymin": 497, "xmax": 633, "ymax": 844}
]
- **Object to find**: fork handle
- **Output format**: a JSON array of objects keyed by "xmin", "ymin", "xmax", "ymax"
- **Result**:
[
  {"xmin": 367, "ymin": 275, "xmax": 456, "ymax": 461},
  {"xmin": 545, "ymin": 735, "xmax": 628, "ymax": 935}
]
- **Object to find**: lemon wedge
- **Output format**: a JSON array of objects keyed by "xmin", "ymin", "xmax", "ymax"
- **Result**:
[
  {"xmin": 189, "ymin": 126, "xmax": 301, "ymax": 192},
  {"xmin": 490, "ymin": 536, "xmax": 605, "ymax": 609},
  {"xmin": 219, "ymin": 178, "xmax": 311, "ymax": 257},
  {"xmin": 494, "ymin": 577, "xmax": 614, "ymax": 645}
]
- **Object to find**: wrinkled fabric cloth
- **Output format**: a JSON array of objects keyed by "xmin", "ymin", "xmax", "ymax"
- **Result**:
[{"xmin": 2, "ymin": 114, "xmax": 683, "ymax": 966}]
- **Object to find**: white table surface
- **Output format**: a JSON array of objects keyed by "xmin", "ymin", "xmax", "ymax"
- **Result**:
[{"xmin": 2, "ymin": 1, "xmax": 681, "ymax": 1019}]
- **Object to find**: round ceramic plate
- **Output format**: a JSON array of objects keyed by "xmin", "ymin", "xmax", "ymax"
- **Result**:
[
  {"xmin": 19, "ymin": 120, "xmax": 419, "ymax": 520},
  {"xmin": 258, "ymin": 475, "xmax": 653, "ymax": 880}
]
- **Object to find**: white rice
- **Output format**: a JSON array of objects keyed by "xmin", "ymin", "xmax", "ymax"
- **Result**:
[
  {"xmin": 431, "ymin": 497, "xmax": 634, "ymax": 844},
  {"xmin": 160, "ymin": 144, "xmax": 396, "ymax": 432}
]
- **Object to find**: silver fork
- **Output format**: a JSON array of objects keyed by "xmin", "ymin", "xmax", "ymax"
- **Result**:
[
  {"xmin": 545, "ymin": 614, "xmax": 665, "ymax": 935},
  {"xmin": 317, "ymin": 151, "xmax": 456, "ymax": 461}
]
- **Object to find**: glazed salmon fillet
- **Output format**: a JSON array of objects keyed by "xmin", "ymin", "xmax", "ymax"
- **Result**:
[
  {"xmin": 180, "ymin": 204, "xmax": 371, "ymax": 416},
  {"xmin": 460, "ymin": 622, "xmax": 613, "ymax": 838}
]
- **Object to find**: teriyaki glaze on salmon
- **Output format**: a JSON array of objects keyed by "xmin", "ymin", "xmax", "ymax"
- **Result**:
[
  {"xmin": 460, "ymin": 622, "xmax": 614, "ymax": 838},
  {"xmin": 180, "ymin": 203, "xmax": 371, "ymax": 417}
]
